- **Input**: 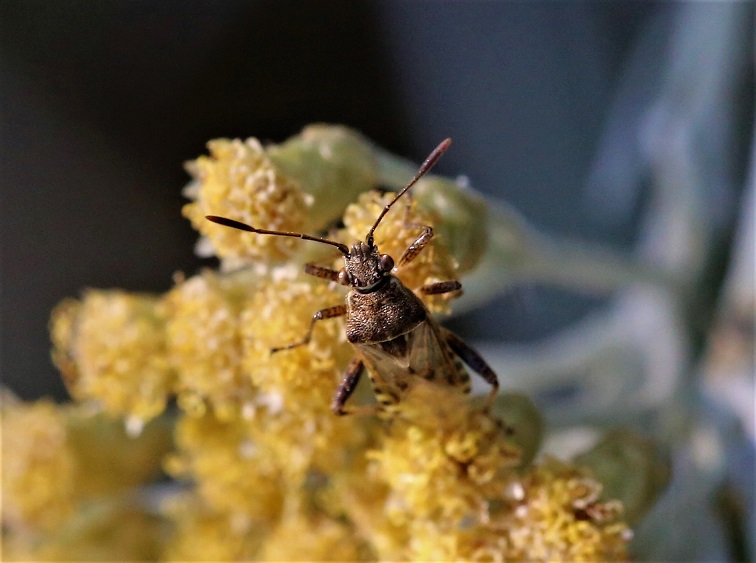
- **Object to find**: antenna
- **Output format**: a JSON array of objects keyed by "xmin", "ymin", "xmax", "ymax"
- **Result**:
[
  {"xmin": 366, "ymin": 138, "xmax": 451, "ymax": 246},
  {"xmin": 205, "ymin": 215, "xmax": 350, "ymax": 255}
]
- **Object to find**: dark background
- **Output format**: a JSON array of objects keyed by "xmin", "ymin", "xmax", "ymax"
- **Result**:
[{"xmin": 0, "ymin": 2, "xmax": 749, "ymax": 400}]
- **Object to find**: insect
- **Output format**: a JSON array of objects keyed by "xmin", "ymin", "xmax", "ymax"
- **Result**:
[{"xmin": 206, "ymin": 138, "xmax": 499, "ymax": 417}]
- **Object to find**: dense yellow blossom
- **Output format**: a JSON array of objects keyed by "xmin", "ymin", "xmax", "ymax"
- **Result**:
[
  {"xmin": 50, "ymin": 290, "xmax": 174, "ymax": 427},
  {"xmin": 362, "ymin": 410, "xmax": 521, "ymax": 560},
  {"xmin": 183, "ymin": 137, "xmax": 312, "ymax": 268},
  {"xmin": 257, "ymin": 506, "xmax": 366, "ymax": 561},
  {"xmin": 160, "ymin": 494, "xmax": 263, "ymax": 561},
  {"xmin": 163, "ymin": 265, "xmax": 375, "ymax": 553},
  {"xmin": 342, "ymin": 191, "xmax": 460, "ymax": 313},
  {"xmin": 372, "ymin": 411, "xmax": 521, "ymax": 524},
  {"xmin": 164, "ymin": 269, "xmax": 257, "ymax": 420},
  {"xmin": 164, "ymin": 411, "xmax": 284, "ymax": 526},
  {"xmin": 1, "ymin": 396, "xmax": 172, "ymax": 559},
  {"xmin": 2, "ymin": 396, "xmax": 77, "ymax": 532},
  {"xmin": 505, "ymin": 458, "xmax": 630, "ymax": 561},
  {"xmin": 363, "ymin": 409, "xmax": 630, "ymax": 561},
  {"xmin": 4, "ymin": 501, "xmax": 164, "ymax": 562}
]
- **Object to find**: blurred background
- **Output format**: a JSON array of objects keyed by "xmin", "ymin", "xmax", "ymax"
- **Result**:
[{"xmin": 1, "ymin": 2, "xmax": 754, "ymax": 560}]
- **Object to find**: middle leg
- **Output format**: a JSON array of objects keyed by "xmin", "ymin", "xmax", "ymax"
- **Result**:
[{"xmin": 271, "ymin": 304, "xmax": 347, "ymax": 353}]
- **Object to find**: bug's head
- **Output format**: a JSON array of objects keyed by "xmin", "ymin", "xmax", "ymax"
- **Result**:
[
  {"xmin": 338, "ymin": 137, "xmax": 452, "ymax": 292},
  {"xmin": 341, "ymin": 241, "xmax": 394, "ymax": 293}
]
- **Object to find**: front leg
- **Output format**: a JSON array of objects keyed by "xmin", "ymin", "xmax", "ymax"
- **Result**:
[
  {"xmin": 271, "ymin": 304, "xmax": 347, "ymax": 353},
  {"xmin": 419, "ymin": 280, "xmax": 462, "ymax": 296},
  {"xmin": 398, "ymin": 223, "xmax": 434, "ymax": 267},
  {"xmin": 444, "ymin": 328, "xmax": 500, "ymax": 411}
]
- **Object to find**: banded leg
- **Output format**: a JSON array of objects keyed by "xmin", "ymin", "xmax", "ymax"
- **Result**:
[
  {"xmin": 396, "ymin": 191, "xmax": 435, "ymax": 267},
  {"xmin": 419, "ymin": 280, "xmax": 462, "ymax": 296},
  {"xmin": 331, "ymin": 357, "xmax": 363, "ymax": 415},
  {"xmin": 398, "ymin": 225, "xmax": 434, "ymax": 267},
  {"xmin": 398, "ymin": 220, "xmax": 435, "ymax": 267},
  {"xmin": 444, "ymin": 329, "xmax": 499, "ymax": 410},
  {"xmin": 271, "ymin": 304, "xmax": 347, "ymax": 353},
  {"xmin": 331, "ymin": 357, "xmax": 376, "ymax": 416}
]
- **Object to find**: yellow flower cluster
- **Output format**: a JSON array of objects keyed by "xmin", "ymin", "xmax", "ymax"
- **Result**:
[
  {"xmin": 50, "ymin": 291, "xmax": 174, "ymax": 431},
  {"xmin": 183, "ymin": 137, "xmax": 313, "ymax": 268},
  {"xmin": 2, "ymin": 395, "xmax": 76, "ymax": 532},
  {"xmin": 5, "ymin": 126, "xmax": 653, "ymax": 560},
  {"xmin": 506, "ymin": 458, "xmax": 630, "ymax": 561},
  {"xmin": 242, "ymin": 271, "xmax": 351, "ymax": 409},
  {"xmin": 364, "ymin": 412, "xmax": 521, "ymax": 560},
  {"xmin": 358, "ymin": 413, "xmax": 629, "ymax": 561},
  {"xmin": 160, "ymin": 493, "xmax": 263, "ymax": 561},
  {"xmin": 161, "ymin": 265, "xmax": 377, "ymax": 558},
  {"xmin": 163, "ymin": 269, "xmax": 255, "ymax": 420},
  {"xmin": 1, "ymin": 393, "xmax": 171, "ymax": 560},
  {"xmin": 163, "ymin": 422, "xmax": 284, "ymax": 553}
]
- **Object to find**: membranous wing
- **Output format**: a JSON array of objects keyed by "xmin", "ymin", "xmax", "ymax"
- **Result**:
[{"xmin": 354, "ymin": 319, "xmax": 471, "ymax": 415}]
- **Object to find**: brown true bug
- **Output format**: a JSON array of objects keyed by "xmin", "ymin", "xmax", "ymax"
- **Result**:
[{"xmin": 206, "ymin": 138, "xmax": 499, "ymax": 417}]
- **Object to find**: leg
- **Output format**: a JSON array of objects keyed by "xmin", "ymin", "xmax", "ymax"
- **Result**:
[
  {"xmin": 419, "ymin": 280, "xmax": 462, "ymax": 296},
  {"xmin": 271, "ymin": 304, "xmax": 347, "ymax": 353},
  {"xmin": 332, "ymin": 357, "xmax": 368, "ymax": 415},
  {"xmin": 398, "ymin": 223, "xmax": 434, "ymax": 267},
  {"xmin": 397, "ymin": 195, "xmax": 436, "ymax": 267},
  {"xmin": 444, "ymin": 329, "xmax": 499, "ymax": 411}
]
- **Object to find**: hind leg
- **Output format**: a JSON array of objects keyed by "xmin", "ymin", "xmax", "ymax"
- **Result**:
[{"xmin": 443, "ymin": 329, "xmax": 499, "ymax": 411}]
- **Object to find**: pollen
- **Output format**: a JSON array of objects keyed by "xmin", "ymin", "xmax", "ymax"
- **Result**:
[
  {"xmin": 505, "ymin": 458, "xmax": 631, "ymax": 561},
  {"xmin": 163, "ymin": 269, "xmax": 256, "ymax": 420},
  {"xmin": 1, "ymin": 395, "xmax": 172, "ymax": 559},
  {"xmin": 160, "ymin": 494, "xmax": 264, "ymax": 561},
  {"xmin": 183, "ymin": 138, "xmax": 313, "ymax": 269},
  {"xmin": 164, "ymin": 411, "xmax": 284, "ymax": 526},
  {"xmin": 1, "ymin": 395, "xmax": 77, "ymax": 532},
  {"xmin": 50, "ymin": 291, "xmax": 174, "ymax": 424}
]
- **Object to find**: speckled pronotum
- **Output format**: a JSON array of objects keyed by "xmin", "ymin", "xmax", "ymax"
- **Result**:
[{"xmin": 207, "ymin": 139, "xmax": 499, "ymax": 417}]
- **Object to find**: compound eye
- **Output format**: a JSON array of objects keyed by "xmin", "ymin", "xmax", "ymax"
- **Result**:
[
  {"xmin": 337, "ymin": 269, "xmax": 350, "ymax": 286},
  {"xmin": 379, "ymin": 254, "xmax": 394, "ymax": 272}
]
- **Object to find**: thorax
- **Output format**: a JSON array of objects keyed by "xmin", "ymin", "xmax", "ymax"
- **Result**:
[{"xmin": 345, "ymin": 277, "xmax": 426, "ymax": 344}]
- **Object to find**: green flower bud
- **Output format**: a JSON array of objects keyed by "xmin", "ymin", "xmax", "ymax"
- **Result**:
[
  {"xmin": 491, "ymin": 392, "xmax": 543, "ymax": 468},
  {"xmin": 267, "ymin": 125, "xmax": 378, "ymax": 231},
  {"xmin": 574, "ymin": 429, "xmax": 671, "ymax": 525}
]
